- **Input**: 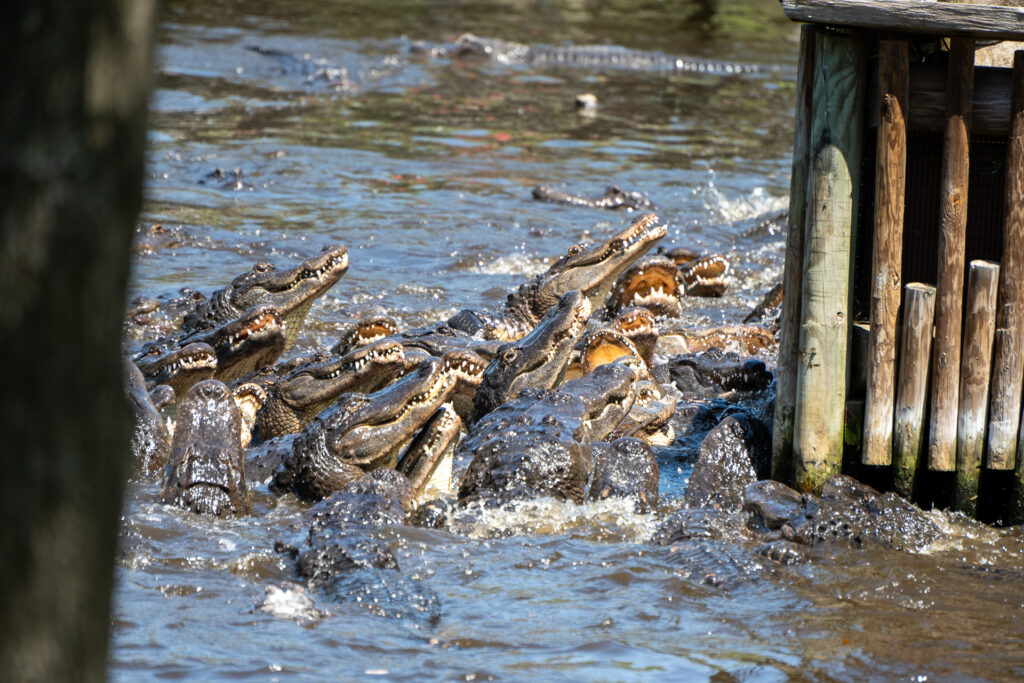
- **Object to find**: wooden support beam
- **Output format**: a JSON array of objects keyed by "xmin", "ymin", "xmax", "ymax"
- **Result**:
[
  {"xmin": 893, "ymin": 283, "xmax": 936, "ymax": 498},
  {"xmin": 779, "ymin": 0, "xmax": 1024, "ymax": 42},
  {"xmin": 772, "ymin": 24, "xmax": 816, "ymax": 485},
  {"xmin": 863, "ymin": 39, "xmax": 909, "ymax": 466},
  {"xmin": 954, "ymin": 261, "xmax": 1000, "ymax": 516},
  {"xmin": 928, "ymin": 36, "xmax": 975, "ymax": 472},
  {"xmin": 987, "ymin": 51, "xmax": 1024, "ymax": 471},
  {"xmin": 792, "ymin": 29, "xmax": 865, "ymax": 494}
]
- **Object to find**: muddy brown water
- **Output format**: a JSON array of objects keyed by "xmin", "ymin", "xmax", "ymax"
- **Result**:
[{"xmin": 113, "ymin": 1, "xmax": 1024, "ymax": 679}]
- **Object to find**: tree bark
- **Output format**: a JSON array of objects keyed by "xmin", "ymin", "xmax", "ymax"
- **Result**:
[{"xmin": 0, "ymin": 1, "xmax": 156, "ymax": 680}]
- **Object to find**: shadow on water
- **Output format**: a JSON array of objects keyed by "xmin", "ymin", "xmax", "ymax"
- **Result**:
[{"xmin": 114, "ymin": 1, "xmax": 1024, "ymax": 680}]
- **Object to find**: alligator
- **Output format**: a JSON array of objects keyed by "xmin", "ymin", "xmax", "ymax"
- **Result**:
[
  {"xmin": 233, "ymin": 382, "xmax": 267, "ymax": 449},
  {"xmin": 683, "ymin": 414, "xmax": 771, "ymax": 511},
  {"xmin": 123, "ymin": 359, "xmax": 172, "ymax": 478},
  {"xmin": 605, "ymin": 255, "xmax": 682, "ymax": 318},
  {"xmin": 331, "ymin": 315, "xmax": 401, "ymax": 356},
  {"xmin": 658, "ymin": 349, "xmax": 773, "ymax": 401},
  {"xmin": 183, "ymin": 244, "xmax": 349, "ymax": 351},
  {"xmin": 471, "ymin": 290, "xmax": 590, "ymax": 422},
  {"xmin": 255, "ymin": 339, "xmax": 407, "ymax": 441},
  {"xmin": 273, "ymin": 351, "xmax": 481, "ymax": 501},
  {"xmin": 132, "ymin": 340, "xmax": 217, "ymax": 396},
  {"xmin": 657, "ymin": 324, "xmax": 777, "ymax": 357},
  {"xmin": 458, "ymin": 361, "xmax": 638, "ymax": 507},
  {"xmin": 447, "ymin": 213, "xmax": 665, "ymax": 341},
  {"xmin": 569, "ymin": 328, "xmax": 676, "ymax": 446},
  {"xmin": 742, "ymin": 282, "xmax": 783, "ymax": 331},
  {"xmin": 178, "ymin": 305, "xmax": 287, "ymax": 384},
  {"xmin": 273, "ymin": 468, "xmax": 441, "ymax": 624},
  {"xmin": 444, "ymin": 33, "xmax": 770, "ymax": 76},
  {"xmin": 677, "ymin": 254, "xmax": 730, "ymax": 297},
  {"xmin": 124, "ymin": 287, "xmax": 207, "ymax": 341},
  {"xmin": 532, "ymin": 184, "xmax": 654, "ymax": 211},
  {"xmin": 587, "ymin": 437, "xmax": 660, "ymax": 513},
  {"xmin": 608, "ymin": 307, "xmax": 658, "ymax": 369},
  {"xmin": 161, "ymin": 379, "xmax": 251, "ymax": 516},
  {"xmin": 388, "ymin": 324, "xmax": 504, "ymax": 362}
]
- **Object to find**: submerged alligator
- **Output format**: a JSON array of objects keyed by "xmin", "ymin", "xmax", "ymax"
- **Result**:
[{"xmin": 430, "ymin": 33, "xmax": 773, "ymax": 76}]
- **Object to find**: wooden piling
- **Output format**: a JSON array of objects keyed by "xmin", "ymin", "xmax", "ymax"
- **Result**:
[
  {"xmin": 928, "ymin": 36, "xmax": 975, "ymax": 472},
  {"xmin": 893, "ymin": 283, "xmax": 936, "ymax": 498},
  {"xmin": 772, "ymin": 25, "xmax": 816, "ymax": 485},
  {"xmin": 792, "ymin": 29, "xmax": 865, "ymax": 494},
  {"xmin": 863, "ymin": 39, "xmax": 909, "ymax": 466},
  {"xmin": 954, "ymin": 261, "xmax": 1000, "ymax": 515},
  {"xmin": 987, "ymin": 51, "xmax": 1024, "ymax": 471}
]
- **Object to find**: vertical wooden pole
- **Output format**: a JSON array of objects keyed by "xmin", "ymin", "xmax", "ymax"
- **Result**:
[
  {"xmin": 928, "ymin": 36, "xmax": 975, "ymax": 472},
  {"xmin": 863, "ymin": 39, "xmax": 909, "ymax": 465},
  {"xmin": 773, "ymin": 25, "xmax": 816, "ymax": 485},
  {"xmin": 893, "ymin": 283, "xmax": 936, "ymax": 498},
  {"xmin": 954, "ymin": 261, "xmax": 999, "ymax": 516},
  {"xmin": 793, "ymin": 29, "xmax": 865, "ymax": 494},
  {"xmin": 987, "ymin": 51, "xmax": 1024, "ymax": 471}
]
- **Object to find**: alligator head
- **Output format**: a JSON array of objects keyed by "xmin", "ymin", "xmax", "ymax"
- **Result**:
[
  {"xmin": 658, "ymin": 324, "xmax": 777, "ymax": 357},
  {"xmin": 604, "ymin": 255, "xmax": 681, "ymax": 318},
  {"xmin": 161, "ymin": 379, "xmax": 250, "ymax": 516},
  {"xmin": 396, "ymin": 402, "xmax": 463, "ymax": 507},
  {"xmin": 275, "ymin": 352, "xmax": 466, "ymax": 500},
  {"xmin": 664, "ymin": 349, "xmax": 773, "ymax": 400},
  {"xmin": 179, "ymin": 305, "xmax": 287, "ymax": 384},
  {"xmin": 447, "ymin": 213, "xmax": 664, "ymax": 341},
  {"xmin": 331, "ymin": 314, "xmax": 401, "ymax": 356},
  {"xmin": 472, "ymin": 290, "xmax": 591, "ymax": 422},
  {"xmin": 256, "ymin": 340, "xmax": 406, "ymax": 441},
  {"xmin": 183, "ymin": 244, "xmax": 348, "ymax": 350},
  {"xmin": 532, "ymin": 184, "xmax": 654, "ymax": 211},
  {"xmin": 132, "ymin": 340, "xmax": 217, "ymax": 396},
  {"xmin": 677, "ymin": 254, "xmax": 730, "ymax": 297}
]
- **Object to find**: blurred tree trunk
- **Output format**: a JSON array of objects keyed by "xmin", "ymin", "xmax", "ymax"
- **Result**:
[{"xmin": 0, "ymin": 1, "xmax": 156, "ymax": 680}]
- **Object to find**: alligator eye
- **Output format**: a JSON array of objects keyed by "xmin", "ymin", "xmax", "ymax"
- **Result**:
[
  {"xmin": 501, "ymin": 347, "xmax": 519, "ymax": 364},
  {"xmin": 567, "ymin": 245, "xmax": 583, "ymax": 256},
  {"xmin": 146, "ymin": 347, "xmax": 160, "ymax": 356},
  {"xmin": 254, "ymin": 262, "xmax": 272, "ymax": 273}
]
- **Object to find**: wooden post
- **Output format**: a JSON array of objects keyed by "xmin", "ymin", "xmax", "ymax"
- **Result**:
[
  {"xmin": 772, "ymin": 24, "xmax": 816, "ymax": 485},
  {"xmin": 863, "ymin": 39, "xmax": 909, "ymax": 465},
  {"xmin": 792, "ymin": 29, "xmax": 865, "ymax": 494},
  {"xmin": 987, "ymin": 51, "xmax": 1024, "ymax": 471},
  {"xmin": 893, "ymin": 283, "xmax": 936, "ymax": 498},
  {"xmin": 928, "ymin": 36, "xmax": 975, "ymax": 472},
  {"xmin": 954, "ymin": 261, "xmax": 1000, "ymax": 515}
]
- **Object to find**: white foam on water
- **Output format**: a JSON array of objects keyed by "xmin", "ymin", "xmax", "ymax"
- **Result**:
[
  {"xmin": 695, "ymin": 182, "xmax": 787, "ymax": 224},
  {"xmin": 466, "ymin": 252, "xmax": 549, "ymax": 277},
  {"xmin": 258, "ymin": 584, "xmax": 324, "ymax": 622}
]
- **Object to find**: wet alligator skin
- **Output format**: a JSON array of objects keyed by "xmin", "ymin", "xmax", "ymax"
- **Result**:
[
  {"xmin": 124, "ymin": 359, "xmax": 172, "ymax": 478},
  {"xmin": 274, "ymin": 469, "xmax": 440, "ymax": 624},
  {"xmin": 458, "ymin": 362, "xmax": 637, "ymax": 507},
  {"xmin": 161, "ymin": 379, "xmax": 251, "ymax": 516},
  {"xmin": 588, "ymin": 437, "xmax": 659, "ymax": 513}
]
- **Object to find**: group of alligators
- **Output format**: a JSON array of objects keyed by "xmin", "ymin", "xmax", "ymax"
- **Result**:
[{"xmin": 123, "ymin": 209, "xmax": 946, "ymax": 608}]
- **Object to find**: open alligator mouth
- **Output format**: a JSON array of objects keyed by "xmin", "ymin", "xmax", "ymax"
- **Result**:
[
  {"xmin": 314, "ymin": 340, "xmax": 405, "ymax": 381},
  {"xmin": 677, "ymin": 325, "xmax": 777, "ymax": 356},
  {"xmin": 581, "ymin": 328, "xmax": 641, "ymax": 374},
  {"xmin": 254, "ymin": 245, "xmax": 349, "ymax": 295},
  {"xmin": 678, "ymin": 254, "xmax": 730, "ymax": 297},
  {"xmin": 396, "ymin": 403, "xmax": 462, "ymax": 502},
  {"xmin": 332, "ymin": 315, "xmax": 400, "ymax": 355},
  {"xmin": 444, "ymin": 350, "xmax": 487, "ymax": 388},
  {"xmin": 609, "ymin": 256, "xmax": 680, "ymax": 317},
  {"xmin": 223, "ymin": 308, "xmax": 282, "ymax": 348},
  {"xmin": 611, "ymin": 307, "xmax": 657, "ymax": 339},
  {"xmin": 134, "ymin": 341, "xmax": 218, "ymax": 386},
  {"xmin": 675, "ymin": 354, "xmax": 772, "ymax": 392}
]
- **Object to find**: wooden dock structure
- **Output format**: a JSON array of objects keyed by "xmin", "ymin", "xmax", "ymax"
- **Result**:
[{"xmin": 772, "ymin": 0, "xmax": 1024, "ymax": 521}]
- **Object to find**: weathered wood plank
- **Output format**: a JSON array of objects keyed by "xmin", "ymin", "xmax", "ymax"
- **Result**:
[
  {"xmin": 792, "ymin": 29, "xmax": 865, "ymax": 494},
  {"xmin": 893, "ymin": 283, "xmax": 936, "ymax": 499},
  {"xmin": 928, "ymin": 36, "xmax": 975, "ymax": 472},
  {"xmin": 863, "ymin": 39, "xmax": 909, "ymax": 466},
  {"xmin": 891, "ymin": 64, "xmax": 1012, "ymax": 138},
  {"xmin": 779, "ymin": 0, "xmax": 1024, "ymax": 42},
  {"xmin": 772, "ymin": 25, "xmax": 816, "ymax": 486},
  {"xmin": 954, "ymin": 261, "xmax": 1000, "ymax": 516},
  {"xmin": 987, "ymin": 51, "xmax": 1024, "ymax": 470}
]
